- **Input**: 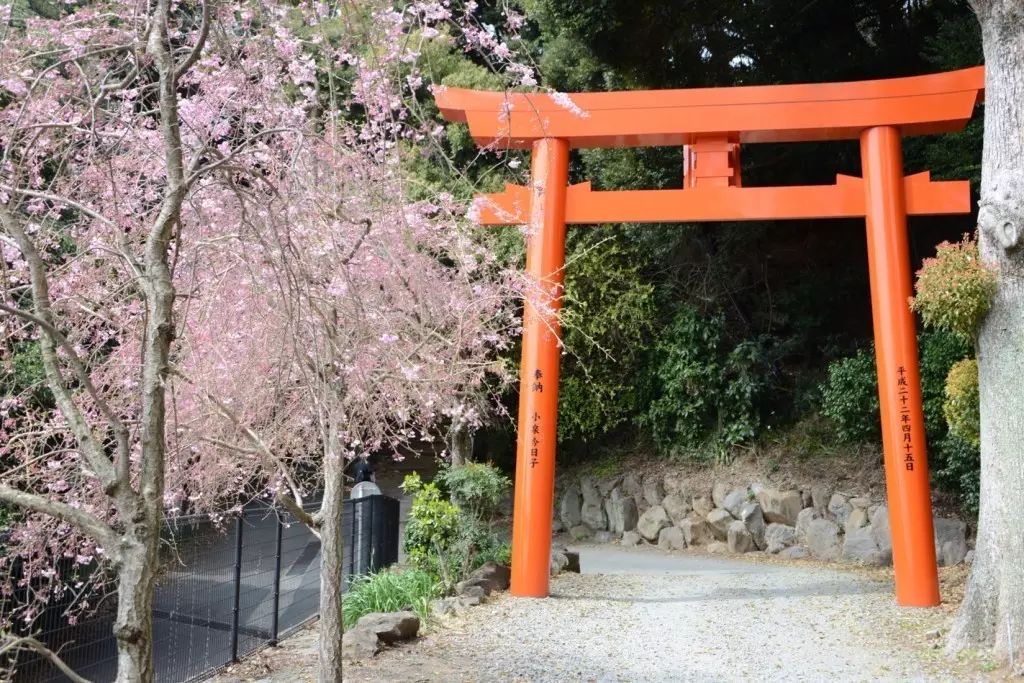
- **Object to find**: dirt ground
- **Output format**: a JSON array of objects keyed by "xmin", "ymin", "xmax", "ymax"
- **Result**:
[{"xmin": 209, "ymin": 547, "xmax": 1016, "ymax": 683}]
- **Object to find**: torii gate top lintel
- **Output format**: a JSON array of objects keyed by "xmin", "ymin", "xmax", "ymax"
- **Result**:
[{"xmin": 434, "ymin": 66, "xmax": 984, "ymax": 148}]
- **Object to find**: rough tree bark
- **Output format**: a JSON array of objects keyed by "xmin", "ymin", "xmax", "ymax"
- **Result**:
[
  {"xmin": 449, "ymin": 422, "xmax": 474, "ymax": 467},
  {"xmin": 947, "ymin": 0, "xmax": 1024, "ymax": 667},
  {"xmin": 318, "ymin": 419, "xmax": 346, "ymax": 683}
]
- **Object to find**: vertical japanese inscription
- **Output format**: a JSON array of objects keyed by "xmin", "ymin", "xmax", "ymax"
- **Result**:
[
  {"xmin": 529, "ymin": 368, "xmax": 543, "ymax": 468},
  {"xmin": 897, "ymin": 365, "xmax": 914, "ymax": 471}
]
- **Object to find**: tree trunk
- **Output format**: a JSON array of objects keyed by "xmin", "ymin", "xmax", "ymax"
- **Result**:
[
  {"xmin": 318, "ymin": 426, "xmax": 345, "ymax": 683},
  {"xmin": 948, "ymin": 1, "xmax": 1024, "ymax": 667},
  {"xmin": 113, "ymin": 529, "xmax": 158, "ymax": 683},
  {"xmin": 449, "ymin": 422, "xmax": 473, "ymax": 467}
]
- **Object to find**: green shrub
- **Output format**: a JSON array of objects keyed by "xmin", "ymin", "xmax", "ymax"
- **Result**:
[
  {"xmin": 559, "ymin": 232, "xmax": 657, "ymax": 441},
  {"xmin": 943, "ymin": 358, "xmax": 980, "ymax": 447},
  {"xmin": 919, "ymin": 330, "xmax": 972, "ymax": 439},
  {"xmin": 819, "ymin": 332, "xmax": 980, "ymax": 510},
  {"xmin": 436, "ymin": 462, "xmax": 511, "ymax": 522},
  {"xmin": 933, "ymin": 434, "xmax": 981, "ymax": 515},
  {"xmin": 911, "ymin": 235, "xmax": 997, "ymax": 339},
  {"xmin": 639, "ymin": 307, "xmax": 766, "ymax": 457},
  {"xmin": 341, "ymin": 569, "xmax": 440, "ymax": 630},
  {"xmin": 401, "ymin": 465, "xmax": 511, "ymax": 591},
  {"xmin": 472, "ymin": 538, "xmax": 512, "ymax": 568},
  {"xmin": 400, "ymin": 472, "xmax": 460, "ymax": 576},
  {"xmin": 819, "ymin": 347, "xmax": 880, "ymax": 443},
  {"xmin": 820, "ymin": 331, "xmax": 970, "ymax": 445}
]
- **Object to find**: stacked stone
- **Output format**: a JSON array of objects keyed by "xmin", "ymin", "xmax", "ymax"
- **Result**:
[{"xmin": 555, "ymin": 473, "xmax": 969, "ymax": 567}]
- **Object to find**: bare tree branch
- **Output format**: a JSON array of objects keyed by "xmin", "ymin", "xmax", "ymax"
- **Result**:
[
  {"xmin": 0, "ymin": 636, "xmax": 93, "ymax": 683},
  {"xmin": 174, "ymin": 0, "xmax": 212, "ymax": 79},
  {"xmin": 0, "ymin": 486, "xmax": 119, "ymax": 556},
  {"xmin": 0, "ymin": 205, "xmax": 121, "ymax": 491}
]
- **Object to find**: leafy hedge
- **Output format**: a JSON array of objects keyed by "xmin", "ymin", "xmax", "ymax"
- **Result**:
[
  {"xmin": 639, "ymin": 307, "xmax": 766, "ymax": 457},
  {"xmin": 819, "ymin": 330, "xmax": 978, "ymax": 508}
]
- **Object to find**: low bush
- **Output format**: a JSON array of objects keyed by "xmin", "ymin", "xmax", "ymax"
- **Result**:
[
  {"xmin": 933, "ymin": 433, "xmax": 981, "ymax": 515},
  {"xmin": 472, "ymin": 538, "xmax": 512, "ymax": 568},
  {"xmin": 402, "ymin": 462, "xmax": 511, "ymax": 591},
  {"xmin": 919, "ymin": 330, "xmax": 973, "ymax": 439},
  {"xmin": 341, "ymin": 568, "xmax": 440, "ymax": 630},
  {"xmin": 819, "ymin": 346, "xmax": 880, "ymax": 443},
  {"xmin": 911, "ymin": 234, "xmax": 996, "ymax": 339},
  {"xmin": 820, "ymin": 330, "xmax": 970, "ymax": 445},
  {"xmin": 943, "ymin": 358, "xmax": 980, "ymax": 447},
  {"xmin": 400, "ymin": 472, "xmax": 460, "ymax": 578},
  {"xmin": 436, "ymin": 461, "xmax": 511, "ymax": 522}
]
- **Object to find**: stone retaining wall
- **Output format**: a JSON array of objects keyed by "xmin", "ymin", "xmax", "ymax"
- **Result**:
[{"xmin": 555, "ymin": 472, "xmax": 969, "ymax": 566}]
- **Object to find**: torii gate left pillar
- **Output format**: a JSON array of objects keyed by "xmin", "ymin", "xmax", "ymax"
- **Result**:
[{"xmin": 509, "ymin": 138, "xmax": 569, "ymax": 596}]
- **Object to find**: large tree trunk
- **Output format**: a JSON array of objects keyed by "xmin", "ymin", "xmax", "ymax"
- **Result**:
[
  {"xmin": 113, "ymin": 529, "xmax": 158, "ymax": 683},
  {"xmin": 947, "ymin": 1, "xmax": 1024, "ymax": 667},
  {"xmin": 318, "ymin": 424, "xmax": 345, "ymax": 683},
  {"xmin": 449, "ymin": 422, "xmax": 473, "ymax": 467}
]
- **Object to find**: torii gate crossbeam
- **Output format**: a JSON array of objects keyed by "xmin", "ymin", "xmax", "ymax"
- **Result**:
[{"xmin": 434, "ymin": 66, "xmax": 985, "ymax": 608}]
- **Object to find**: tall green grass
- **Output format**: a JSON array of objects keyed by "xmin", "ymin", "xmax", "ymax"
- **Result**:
[{"xmin": 341, "ymin": 569, "xmax": 441, "ymax": 630}]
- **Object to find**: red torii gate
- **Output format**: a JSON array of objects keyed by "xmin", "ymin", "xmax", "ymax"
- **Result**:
[{"xmin": 434, "ymin": 66, "xmax": 985, "ymax": 607}]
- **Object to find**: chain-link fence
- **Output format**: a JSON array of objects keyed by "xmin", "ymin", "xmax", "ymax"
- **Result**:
[{"xmin": 4, "ymin": 504, "xmax": 322, "ymax": 682}]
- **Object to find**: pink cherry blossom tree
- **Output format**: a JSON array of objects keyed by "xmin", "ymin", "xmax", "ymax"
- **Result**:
[
  {"xmin": 176, "ymin": 139, "xmax": 517, "ymax": 679},
  {"xmin": 0, "ymin": 0, "xmax": 219, "ymax": 677},
  {"xmin": 163, "ymin": 6, "xmax": 528, "ymax": 676},
  {"xmin": 2, "ymin": 0, "xmax": 534, "ymax": 679}
]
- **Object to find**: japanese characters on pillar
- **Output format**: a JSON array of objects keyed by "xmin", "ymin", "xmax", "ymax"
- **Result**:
[
  {"xmin": 897, "ymin": 366, "xmax": 915, "ymax": 472},
  {"xmin": 529, "ymin": 368, "xmax": 543, "ymax": 469}
]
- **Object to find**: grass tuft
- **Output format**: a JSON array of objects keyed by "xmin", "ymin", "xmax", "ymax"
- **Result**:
[{"xmin": 342, "ymin": 568, "xmax": 441, "ymax": 630}]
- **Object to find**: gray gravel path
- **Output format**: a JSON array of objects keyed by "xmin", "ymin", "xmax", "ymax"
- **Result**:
[{"xmin": 345, "ymin": 544, "xmax": 958, "ymax": 683}]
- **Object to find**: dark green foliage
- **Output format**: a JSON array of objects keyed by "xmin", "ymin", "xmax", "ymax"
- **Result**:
[
  {"xmin": 820, "ymin": 331, "xmax": 979, "ymax": 507},
  {"xmin": 559, "ymin": 231, "xmax": 657, "ymax": 441},
  {"xmin": 821, "ymin": 331, "xmax": 970, "ymax": 444},
  {"xmin": 2, "ymin": 341, "xmax": 51, "ymax": 407},
  {"xmin": 919, "ymin": 331, "xmax": 972, "ymax": 440},
  {"xmin": 639, "ymin": 307, "xmax": 767, "ymax": 455},
  {"xmin": 819, "ymin": 347, "xmax": 880, "ymax": 443},
  {"xmin": 933, "ymin": 434, "xmax": 981, "ymax": 515}
]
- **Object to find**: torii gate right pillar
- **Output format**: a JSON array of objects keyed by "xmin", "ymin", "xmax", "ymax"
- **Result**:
[{"xmin": 861, "ymin": 125, "xmax": 940, "ymax": 607}]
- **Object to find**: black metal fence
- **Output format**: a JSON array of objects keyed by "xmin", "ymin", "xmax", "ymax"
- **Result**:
[
  {"xmin": 341, "ymin": 495, "xmax": 400, "ymax": 591},
  {"xmin": 3, "ymin": 495, "xmax": 401, "ymax": 682},
  {"xmin": 4, "ymin": 504, "xmax": 322, "ymax": 683}
]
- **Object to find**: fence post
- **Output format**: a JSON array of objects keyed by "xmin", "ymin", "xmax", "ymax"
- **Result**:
[
  {"xmin": 230, "ymin": 513, "xmax": 244, "ymax": 662},
  {"xmin": 369, "ymin": 497, "xmax": 378, "ymax": 571},
  {"xmin": 270, "ymin": 510, "xmax": 283, "ymax": 645}
]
